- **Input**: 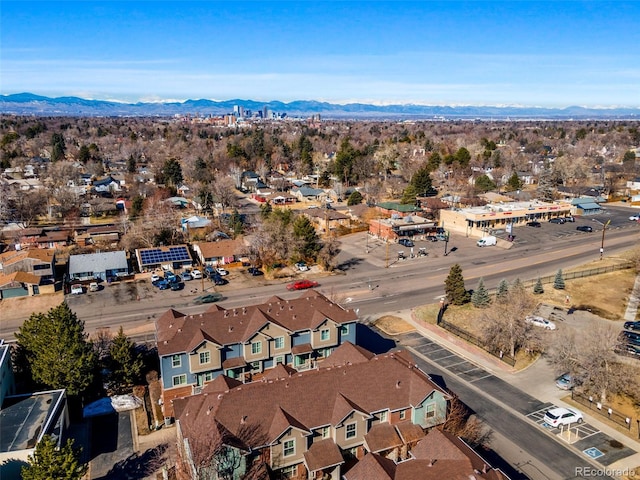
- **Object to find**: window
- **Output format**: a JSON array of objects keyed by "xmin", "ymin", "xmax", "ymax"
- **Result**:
[
  {"xmin": 320, "ymin": 426, "xmax": 330, "ymax": 439},
  {"xmin": 280, "ymin": 465, "xmax": 298, "ymax": 478},
  {"xmin": 274, "ymin": 336, "xmax": 285, "ymax": 350},
  {"xmin": 283, "ymin": 439, "xmax": 295, "ymax": 457},
  {"xmin": 379, "ymin": 411, "xmax": 388, "ymax": 422},
  {"xmin": 275, "ymin": 356, "xmax": 285, "ymax": 365},
  {"xmin": 251, "ymin": 361, "xmax": 261, "ymax": 372},
  {"xmin": 320, "ymin": 329, "xmax": 330, "ymax": 341},
  {"xmin": 399, "ymin": 410, "xmax": 406, "ymax": 420},
  {"xmin": 345, "ymin": 423, "xmax": 357, "ymax": 439},
  {"xmin": 251, "ymin": 341, "xmax": 262, "ymax": 355},
  {"xmin": 33, "ymin": 264, "xmax": 49, "ymax": 270},
  {"xmin": 171, "ymin": 355, "xmax": 181, "ymax": 368},
  {"xmin": 199, "ymin": 351, "xmax": 210, "ymax": 364},
  {"xmin": 203, "ymin": 372, "xmax": 215, "ymax": 381},
  {"xmin": 340, "ymin": 325, "xmax": 350, "ymax": 335},
  {"xmin": 172, "ymin": 374, "xmax": 187, "ymax": 386},
  {"xmin": 425, "ymin": 403, "xmax": 436, "ymax": 419}
]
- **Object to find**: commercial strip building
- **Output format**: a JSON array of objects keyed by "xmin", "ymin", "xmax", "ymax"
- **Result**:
[{"xmin": 439, "ymin": 200, "xmax": 574, "ymax": 238}]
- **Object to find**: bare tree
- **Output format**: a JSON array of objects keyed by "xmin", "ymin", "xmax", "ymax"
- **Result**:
[
  {"xmin": 547, "ymin": 322, "xmax": 639, "ymax": 403},
  {"xmin": 441, "ymin": 394, "xmax": 492, "ymax": 448},
  {"xmin": 480, "ymin": 285, "xmax": 539, "ymax": 358}
]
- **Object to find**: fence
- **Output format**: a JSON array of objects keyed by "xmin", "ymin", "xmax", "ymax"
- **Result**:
[
  {"xmin": 437, "ymin": 314, "xmax": 517, "ymax": 367},
  {"xmin": 571, "ymin": 391, "xmax": 634, "ymax": 430},
  {"xmin": 518, "ymin": 261, "xmax": 635, "ymax": 290}
]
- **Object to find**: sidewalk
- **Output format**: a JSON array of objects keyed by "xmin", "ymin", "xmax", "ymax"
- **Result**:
[{"xmin": 393, "ymin": 307, "xmax": 640, "ymax": 477}]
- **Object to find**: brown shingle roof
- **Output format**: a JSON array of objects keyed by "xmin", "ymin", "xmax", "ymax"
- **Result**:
[
  {"xmin": 0, "ymin": 271, "xmax": 41, "ymax": 287},
  {"xmin": 394, "ymin": 421, "xmax": 425, "ymax": 444},
  {"xmin": 176, "ymin": 348, "xmax": 447, "ymax": 448},
  {"xmin": 343, "ymin": 453, "xmax": 395, "ymax": 480},
  {"xmin": 318, "ymin": 341, "xmax": 375, "ymax": 368},
  {"xmin": 262, "ymin": 363, "xmax": 297, "ymax": 380},
  {"xmin": 303, "ymin": 439, "xmax": 344, "ymax": 472},
  {"xmin": 196, "ymin": 238, "xmax": 245, "ymax": 259},
  {"xmin": 0, "ymin": 248, "xmax": 54, "ymax": 266},
  {"xmin": 156, "ymin": 290, "xmax": 358, "ymax": 356},
  {"xmin": 364, "ymin": 422, "xmax": 403, "ymax": 453}
]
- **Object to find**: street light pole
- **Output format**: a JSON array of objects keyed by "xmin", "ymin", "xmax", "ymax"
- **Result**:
[
  {"xmin": 600, "ymin": 219, "xmax": 611, "ymax": 260},
  {"xmin": 443, "ymin": 231, "xmax": 450, "ymax": 256}
]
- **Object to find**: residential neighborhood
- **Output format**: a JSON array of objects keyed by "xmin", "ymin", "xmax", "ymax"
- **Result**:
[{"xmin": 1, "ymin": 114, "xmax": 640, "ymax": 480}]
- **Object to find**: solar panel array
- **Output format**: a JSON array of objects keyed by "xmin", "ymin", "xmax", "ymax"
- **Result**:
[{"xmin": 139, "ymin": 246, "xmax": 191, "ymax": 266}]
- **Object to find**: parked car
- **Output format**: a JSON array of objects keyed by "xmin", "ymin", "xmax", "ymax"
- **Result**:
[
  {"xmin": 216, "ymin": 267, "xmax": 229, "ymax": 276},
  {"xmin": 193, "ymin": 292, "xmax": 223, "ymax": 304},
  {"xmin": 247, "ymin": 267, "xmax": 263, "ymax": 276},
  {"xmin": 565, "ymin": 216, "xmax": 575, "ymax": 222},
  {"xmin": 543, "ymin": 407, "xmax": 583, "ymax": 427},
  {"xmin": 89, "ymin": 282, "xmax": 99, "ymax": 292},
  {"xmin": 286, "ymin": 280, "xmax": 319, "ymax": 291},
  {"xmin": 427, "ymin": 236, "xmax": 439, "ymax": 242},
  {"xmin": 151, "ymin": 273, "xmax": 161, "ymax": 284},
  {"xmin": 623, "ymin": 321, "xmax": 640, "ymax": 331},
  {"xmin": 156, "ymin": 280, "xmax": 170, "ymax": 290},
  {"xmin": 629, "ymin": 214, "xmax": 640, "ymax": 221},
  {"xmin": 71, "ymin": 284, "xmax": 84, "ymax": 295},
  {"xmin": 525, "ymin": 315, "xmax": 557, "ymax": 330},
  {"xmin": 555, "ymin": 373, "xmax": 575, "ymax": 390},
  {"xmin": 526, "ymin": 221, "xmax": 541, "ymax": 227},
  {"xmin": 181, "ymin": 272, "xmax": 193, "ymax": 281},
  {"xmin": 549, "ymin": 218, "xmax": 565, "ymax": 224},
  {"xmin": 295, "ymin": 262, "xmax": 309, "ymax": 272},
  {"xmin": 170, "ymin": 282, "xmax": 184, "ymax": 291},
  {"xmin": 204, "ymin": 266, "xmax": 217, "ymax": 278},
  {"xmin": 398, "ymin": 238, "xmax": 414, "ymax": 247},
  {"xmin": 621, "ymin": 330, "xmax": 640, "ymax": 343},
  {"xmin": 576, "ymin": 225, "xmax": 593, "ymax": 233},
  {"xmin": 191, "ymin": 269, "xmax": 202, "ymax": 279},
  {"xmin": 620, "ymin": 344, "xmax": 640, "ymax": 356}
]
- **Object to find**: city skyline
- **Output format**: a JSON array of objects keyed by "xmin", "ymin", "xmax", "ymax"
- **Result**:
[{"xmin": 2, "ymin": 1, "xmax": 639, "ymax": 108}]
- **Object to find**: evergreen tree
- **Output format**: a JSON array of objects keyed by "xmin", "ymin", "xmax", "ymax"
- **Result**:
[
  {"xmin": 127, "ymin": 154, "xmax": 137, "ymax": 173},
  {"xmin": 553, "ymin": 269, "xmax": 565, "ymax": 290},
  {"xmin": 401, "ymin": 184, "xmax": 418, "ymax": 205},
  {"xmin": 293, "ymin": 215, "xmax": 321, "ymax": 260},
  {"xmin": 536, "ymin": 162, "xmax": 557, "ymax": 202},
  {"xmin": 228, "ymin": 208, "xmax": 244, "ymax": 237},
  {"xmin": 51, "ymin": 133, "xmax": 66, "ymax": 162},
  {"xmin": 475, "ymin": 174, "xmax": 496, "ymax": 192},
  {"xmin": 454, "ymin": 147, "xmax": 471, "ymax": 167},
  {"xmin": 259, "ymin": 202, "xmax": 272, "ymax": 219},
  {"xmin": 533, "ymin": 277, "xmax": 544, "ymax": 294},
  {"xmin": 444, "ymin": 264, "xmax": 470, "ymax": 305},
  {"xmin": 108, "ymin": 327, "xmax": 144, "ymax": 394},
  {"xmin": 22, "ymin": 435, "xmax": 87, "ymax": 480},
  {"xmin": 409, "ymin": 164, "xmax": 433, "ymax": 196},
  {"xmin": 347, "ymin": 190, "xmax": 363, "ymax": 206},
  {"xmin": 512, "ymin": 277, "xmax": 523, "ymax": 291},
  {"xmin": 471, "ymin": 278, "xmax": 491, "ymax": 308},
  {"xmin": 16, "ymin": 303, "xmax": 97, "ymax": 396},
  {"xmin": 162, "ymin": 157, "xmax": 183, "ymax": 186},
  {"xmin": 505, "ymin": 172, "xmax": 523, "ymax": 191},
  {"xmin": 496, "ymin": 279, "xmax": 509, "ymax": 302}
]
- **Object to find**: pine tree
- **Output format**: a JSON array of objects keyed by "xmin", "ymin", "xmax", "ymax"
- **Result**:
[
  {"xmin": 108, "ymin": 327, "xmax": 144, "ymax": 394},
  {"xmin": 293, "ymin": 215, "xmax": 321, "ymax": 260},
  {"xmin": 471, "ymin": 278, "xmax": 491, "ymax": 308},
  {"xmin": 553, "ymin": 269, "xmax": 565, "ymax": 290},
  {"xmin": 444, "ymin": 264, "xmax": 470, "ymax": 305},
  {"xmin": 16, "ymin": 303, "xmax": 97, "ymax": 396},
  {"xmin": 533, "ymin": 277, "xmax": 544, "ymax": 294},
  {"xmin": 22, "ymin": 435, "xmax": 88, "ymax": 480},
  {"xmin": 496, "ymin": 279, "xmax": 509, "ymax": 302}
]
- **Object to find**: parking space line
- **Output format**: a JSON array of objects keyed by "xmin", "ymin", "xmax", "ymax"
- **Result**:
[{"xmin": 468, "ymin": 373, "xmax": 493, "ymax": 382}]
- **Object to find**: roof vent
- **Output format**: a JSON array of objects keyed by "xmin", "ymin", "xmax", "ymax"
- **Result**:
[
  {"xmin": 199, "ymin": 314, "xmax": 203, "ymax": 318},
  {"xmin": 289, "ymin": 305, "xmax": 293, "ymax": 310},
  {"xmin": 285, "ymin": 383, "xmax": 289, "ymax": 388},
  {"xmin": 177, "ymin": 328, "xmax": 182, "ymax": 333},
  {"xmin": 241, "ymin": 415, "xmax": 247, "ymax": 424},
  {"xmin": 218, "ymin": 394, "xmax": 223, "ymax": 399},
  {"xmin": 224, "ymin": 312, "xmax": 229, "ymax": 318},
  {"xmin": 292, "ymin": 315, "xmax": 296, "ymax": 320},
  {"xmin": 267, "ymin": 308, "xmax": 272, "ymax": 313},
  {"xmin": 207, "ymin": 407, "xmax": 212, "ymax": 415},
  {"xmin": 228, "ymin": 326, "xmax": 233, "ymax": 332},
  {"xmin": 396, "ymin": 381, "xmax": 401, "ymax": 389}
]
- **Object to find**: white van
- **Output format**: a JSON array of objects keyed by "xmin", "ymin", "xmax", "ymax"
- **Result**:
[{"xmin": 476, "ymin": 236, "xmax": 497, "ymax": 247}]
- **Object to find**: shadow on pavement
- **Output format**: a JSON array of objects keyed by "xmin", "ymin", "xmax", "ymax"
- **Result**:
[
  {"xmin": 356, "ymin": 323, "xmax": 396, "ymax": 354},
  {"xmin": 94, "ymin": 443, "xmax": 168, "ymax": 480}
]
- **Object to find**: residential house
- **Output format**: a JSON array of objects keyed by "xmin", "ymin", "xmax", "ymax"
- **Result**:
[
  {"xmin": 173, "ymin": 343, "xmax": 449, "ymax": 480},
  {"xmin": 570, "ymin": 197, "xmax": 603, "ymax": 216},
  {"xmin": 302, "ymin": 208, "xmax": 351, "ymax": 234},
  {"xmin": 68, "ymin": 250, "xmax": 129, "ymax": 282},
  {"xmin": 181, "ymin": 215, "xmax": 213, "ymax": 234},
  {"xmin": 92, "ymin": 175, "xmax": 121, "ymax": 194},
  {"xmin": 3, "ymin": 228, "xmax": 70, "ymax": 250},
  {"xmin": 74, "ymin": 224, "xmax": 122, "ymax": 246},
  {"xmin": 193, "ymin": 238, "xmax": 245, "ymax": 266},
  {"xmin": 155, "ymin": 290, "xmax": 359, "ymax": 417},
  {"xmin": 0, "ymin": 340, "xmax": 69, "ymax": 479},
  {"xmin": 136, "ymin": 245, "xmax": 194, "ymax": 272},
  {"xmin": 291, "ymin": 186, "xmax": 326, "ymax": 203},
  {"xmin": 0, "ymin": 248, "xmax": 55, "ymax": 280},
  {"xmin": 0, "ymin": 271, "xmax": 45, "ymax": 298},
  {"xmin": 345, "ymin": 429, "xmax": 509, "ymax": 480}
]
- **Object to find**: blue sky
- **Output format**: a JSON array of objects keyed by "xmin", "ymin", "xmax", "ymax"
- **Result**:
[{"xmin": 2, "ymin": 1, "xmax": 639, "ymax": 107}]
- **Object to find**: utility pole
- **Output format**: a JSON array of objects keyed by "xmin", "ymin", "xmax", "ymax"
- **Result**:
[{"xmin": 600, "ymin": 219, "xmax": 611, "ymax": 260}]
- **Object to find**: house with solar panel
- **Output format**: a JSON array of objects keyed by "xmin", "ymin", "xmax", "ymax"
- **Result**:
[{"xmin": 136, "ymin": 245, "xmax": 194, "ymax": 272}]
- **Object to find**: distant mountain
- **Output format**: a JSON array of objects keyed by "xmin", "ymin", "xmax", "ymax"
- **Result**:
[{"xmin": 1, "ymin": 92, "xmax": 639, "ymax": 119}]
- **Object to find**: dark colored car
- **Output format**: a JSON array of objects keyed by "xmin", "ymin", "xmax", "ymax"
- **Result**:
[
  {"xmin": 398, "ymin": 238, "xmax": 414, "ymax": 247},
  {"xmin": 576, "ymin": 225, "xmax": 593, "ymax": 233},
  {"xmin": 427, "ymin": 236, "xmax": 439, "ymax": 242},
  {"xmin": 211, "ymin": 274, "xmax": 227, "ymax": 286},
  {"xmin": 549, "ymin": 218, "xmax": 565, "ymax": 224},
  {"xmin": 193, "ymin": 292, "xmax": 223, "ymax": 304},
  {"xmin": 286, "ymin": 280, "xmax": 319, "ymax": 291},
  {"xmin": 624, "ymin": 321, "xmax": 640, "ymax": 331},
  {"xmin": 156, "ymin": 280, "xmax": 170, "ymax": 290},
  {"xmin": 526, "ymin": 221, "xmax": 541, "ymax": 227},
  {"xmin": 170, "ymin": 282, "xmax": 184, "ymax": 291},
  {"xmin": 247, "ymin": 267, "xmax": 263, "ymax": 276}
]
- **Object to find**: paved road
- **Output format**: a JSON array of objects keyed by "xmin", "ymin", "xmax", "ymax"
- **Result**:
[{"xmin": 398, "ymin": 332, "xmax": 621, "ymax": 480}]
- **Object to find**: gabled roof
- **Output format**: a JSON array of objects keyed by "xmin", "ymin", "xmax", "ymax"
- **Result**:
[
  {"xmin": 156, "ymin": 290, "xmax": 357, "ymax": 356},
  {"xmin": 318, "ymin": 341, "xmax": 374, "ymax": 368},
  {"xmin": 0, "ymin": 248, "xmax": 54, "ymax": 266},
  {"xmin": 0, "ymin": 271, "xmax": 41, "ymax": 287},
  {"xmin": 343, "ymin": 452, "xmax": 396, "ymax": 480},
  {"xmin": 176, "ymin": 347, "xmax": 447, "ymax": 448},
  {"xmin": 364, "ymin": 422, "xmax": 403, "ymax": 453},
  {"xmin": 195, "ymin": 238, "xmax": 245, "ymax": 259},
  {"xmin": 202, "ymin": 375, "xmax": 242, "ymax": 394},
  {"xmin": 303, "ymin": 439, "xmax": 344, "ymax": 472}
]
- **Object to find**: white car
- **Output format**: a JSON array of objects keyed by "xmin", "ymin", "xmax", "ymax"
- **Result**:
[
  {"xmin": 191, "ymin": 269, "xmax": 202, "ymax": 279},
  {"xmin": 70, "ymin": 284, "xmax": 84, "ymax": 295},
  {"xmin": 295, "ymin": 262, "xmax": 309, "ymax": 272},
  {"xmin": 543, "ymin": 407, "xmax": 583, "ymax": 427},
  {"xmin": 216, "ymin": 267, "xmax": 229, "ymax": 276},
  {"xmin": 525, "ymin": 315, "xmax": 557, "ymax": 330},
  {"xmin": 630, "ymin": 215, "xmax": 640, "ymax": 221},
  {"xmin": 151, "ymin": 273, "xmax": 160, "ymax": 283}
]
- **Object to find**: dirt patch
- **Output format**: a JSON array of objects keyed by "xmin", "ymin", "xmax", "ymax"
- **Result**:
[
  {"xmin": 0, "ymin": 292, "xmax": 64, "ymax": 321},
  {"xmin": 372, "ymin": 315, "xmax": 416, "ymax": 335}
]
